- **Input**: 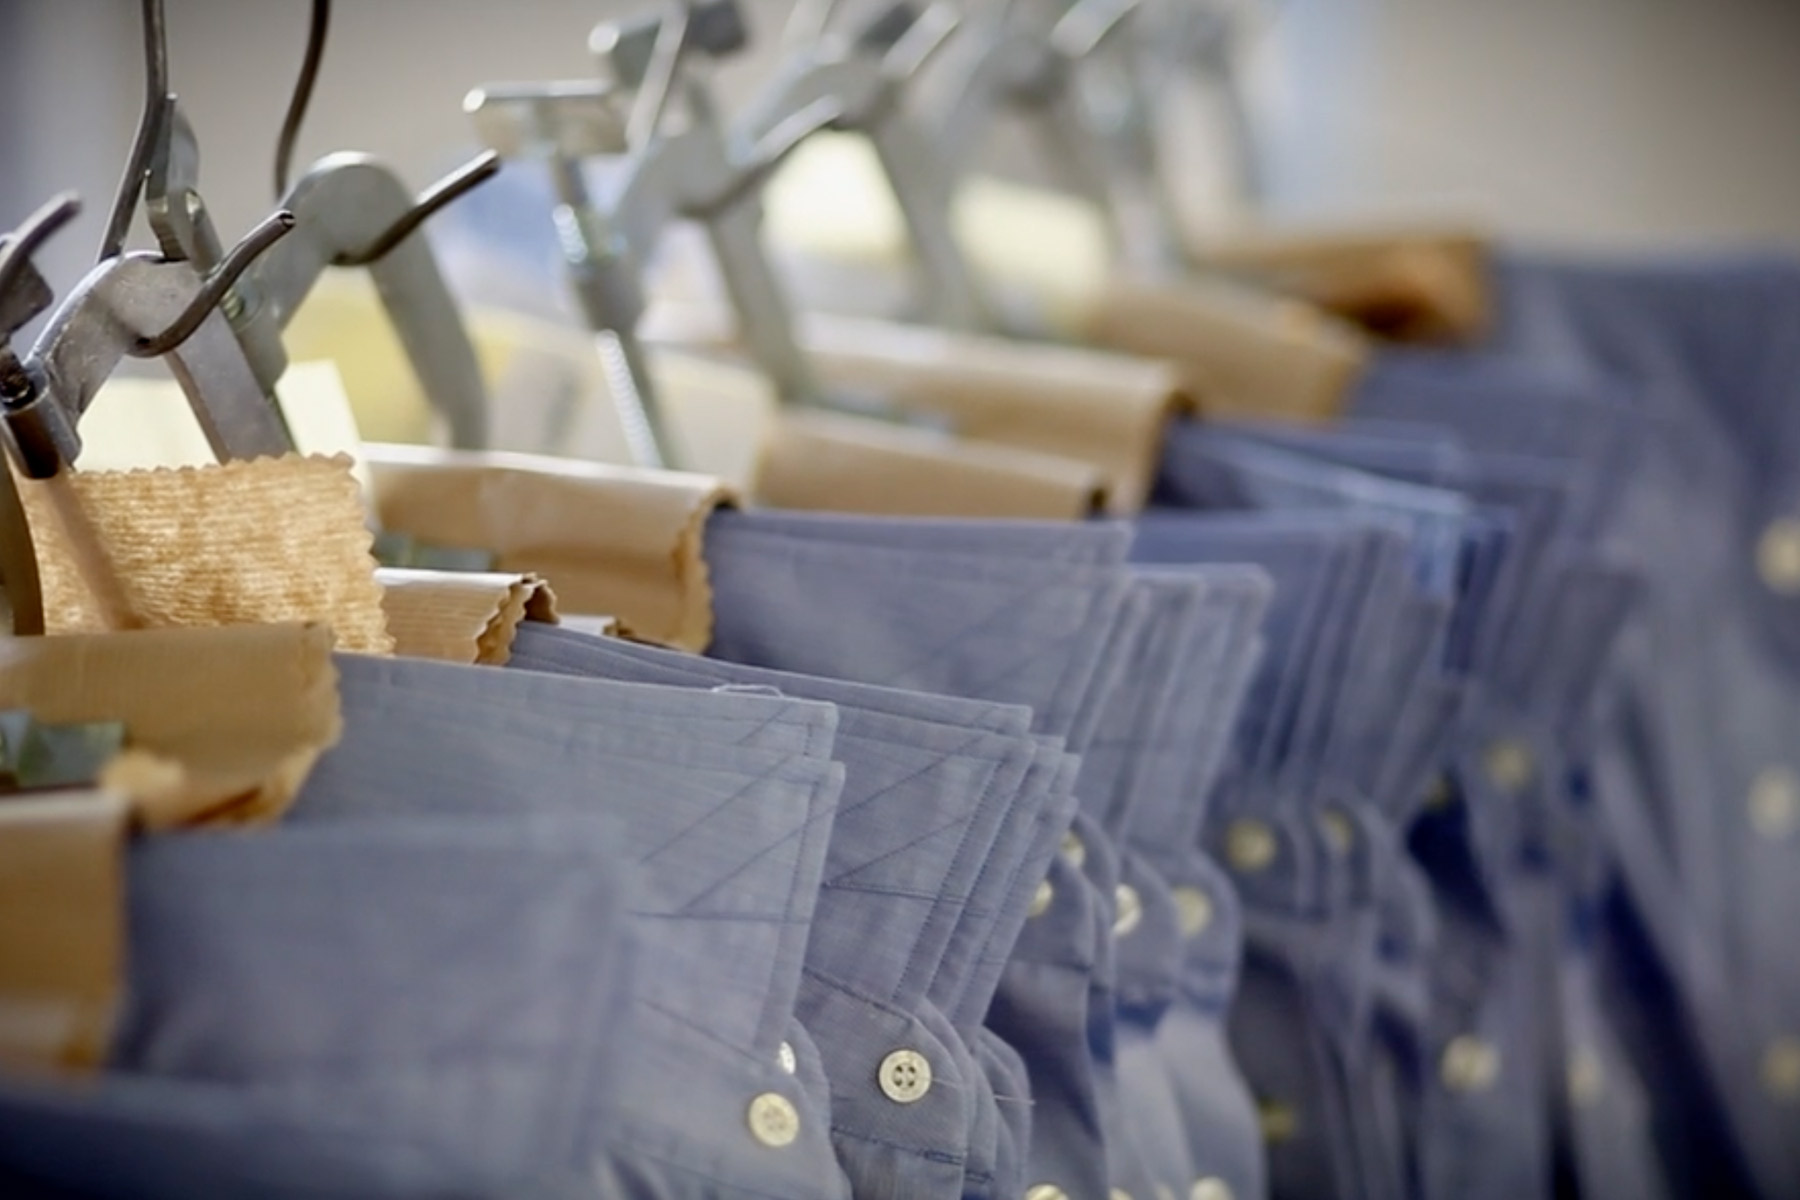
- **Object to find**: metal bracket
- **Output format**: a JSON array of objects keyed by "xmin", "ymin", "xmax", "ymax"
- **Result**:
[
  {"xmin": 145, "ymin": 102, "xmax": 295, "ymax": 400},
  {"xmin": 18, "ymin": 252, "xmax": 294, "ymax": 477},
  {"xmin": 245, "ymin": 153, "xmax": 496, "ymax": 450},
  {"xmin": 468, "ymin": 0, "xmax": 852, "ymax": 466},
  {"xmin": 737, "ymin": 0, "xmax": 994, "ymax": 330},
  {"xmin": 0, "ymin": 195, "xmax": 79, "ymax": 637},
  {"xmin": 932, "ymin": 0, "xmax": 1190, "ymax": 275}
]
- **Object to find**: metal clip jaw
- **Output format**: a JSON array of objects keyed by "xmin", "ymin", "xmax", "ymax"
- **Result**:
[
  {"xmin": 243, "ymin": 152, "xmax": 498, "ymax": 451},
  {"xmin": 145, "ymin": 103, "xmax": 294, "ymax": 403},
  {"xmin": 468, "ymin": 0, "xmax": 847, "ymax": 465},
  {"xmin": 465, "ymin": 81, "xmax": 670, "ymax": 469},
  {"xmin": 142, "ymin": 96, "xmax": 498, "ymax": 451},
  {"xmin": 1149, "ymin": 0, "xmax": 1264, "ymax": 210},
  {"xmin": 0, "ymin": 195, "xmax": 296, "ymax": 638},
  {"xmin": 0, "ymin": 195, "xmax": 82, "ymax": 638},
  {"xmin": 23, "ymin": 251, "xmax": 296, "ymax": 475},
  {"xmin": 1048, "ymin": 0, "xmax": 1195, "ymax": 274},
  {"xmin": 739, "ymin": 0, "xmax": 994, "ymax": 331},
  {"xmin": 593, "ymin": 0, "xmax": 749, "ymax": 96},
  {"xmin": 0, "ymin": 187, "xmax": 297, "ymax": 484},
  {"xmin": 936, "ymin": 0, "xmax": 1190, "ymax": 276},
  {"xmin": 593, "ymin": 2, "xmax": 854, "ymax": 406}
]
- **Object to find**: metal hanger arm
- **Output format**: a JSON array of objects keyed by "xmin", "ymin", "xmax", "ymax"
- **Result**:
[
  {"xmin": 24, "ymin": 254, "xmax": 293, "ymax": 476},
  {"xmin": 253, "ymin": 154, "xmax": 490, "ymax": 449}
]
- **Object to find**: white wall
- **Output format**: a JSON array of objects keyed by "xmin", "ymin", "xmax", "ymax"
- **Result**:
[
  {"xmin": 1256, "ymin": 0, "xmax": 1800, "ymax": 248},
  {"xmin": 3, "ymin": 0, "xmax": 1797, "ymax": 314}
]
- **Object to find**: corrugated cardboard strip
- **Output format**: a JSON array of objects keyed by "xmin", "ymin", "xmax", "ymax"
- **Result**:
[
  {"xmin": 783, "ymin": 314, "xmax": 1191, "ymax": 514},
  {"xmin": 756, "ymin": 409, "xmax": 1108, "ymax": 520},
  {"xmin": 0, "ymin": 623, "xmax": 342, "ymax": 829},
  {"xmin": 1077, "ymin": 276, "xmax": 1371, "ymax": 425},
  {"xmin": 0, "ymin": 788, "xmax": 129, "ymax": 1075},
  {"xmin": 16, "ymin": 454, "xmax": 392, "ymax": 654},
  {"xmin": 378, "ymin": 568, "xmax": 560, "ymax": 665},
  {"xmin": 1202, "ymin": 227, "xmax": 1491, "ymax": 345},
  {"xmin": 365, "ymin": 444, "xmax": 731, "ymax": 653}
]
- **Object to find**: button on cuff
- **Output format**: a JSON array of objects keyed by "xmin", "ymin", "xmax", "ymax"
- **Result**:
[{"xmin": 878, "ymin": 1048, "xmax": 933, "ymax": 1104}]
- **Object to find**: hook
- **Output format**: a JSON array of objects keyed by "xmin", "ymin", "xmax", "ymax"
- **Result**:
[
  {"xmin": 130, "ymin": 210, "xmax": 296, "ymax": 357},
  {"xmin": 591, "ymin": 0, "xmax": 747, "ymax": 116},
  {"xmin": 96, "ymin": 0, "xmax": 168, "ymax": 262},
  {"xmin": 0, "ymin": 193, "xmax": 83, "ymax": 420},
  {"xmin": 0, "ymin": 194, "xmax": 83, "ymax": 333},
  {"xmin": 783, "ymin": 0, "xmax": 844, "ymax": 50},
  {"xmin": 624, "ymin": 4, "xmax": 692, "ymax": 152},
  {"xmin": 269, "ymin": 0, "xmax": 496, "ymax": 268},
  {"xmin": 1050, "ymin": 0, "xmax": 1141, "ymax": 62},
  {"xmin": 329, "ymin": 151, "xmax": 502, "ymax": 267},
  {"xmin": 877, "ymin": 2, "xmax": 961, "ymax": 81},
  {"xmin": 689, "ymin": 98, "xmax": 845, "ymax": 218},
  {"xmin": 274, "ymin": 0, "xmax": 333, "ymax": 200}
]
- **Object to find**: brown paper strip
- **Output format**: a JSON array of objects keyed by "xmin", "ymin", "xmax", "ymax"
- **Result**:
[
  {"xmin": 1203, "ymin": 227, "xmax": 1491, "ymax": 345},
  {"xmin": 365, "ymin": 445, "xmax": 732, "ymax": 654},
  {"xmin": 378, "ymin": 568, "xmax": 560, "ymax": 666},
  {"xmin": 1076, "ymin": 276, "xmax": 1370, "ymax": 425},
  {"xmin": 643, "ymin": 306, "xmax": 1185, "ymax": 512},
  {"xmin": 756, "ymin": 409, "xmax": 1108, "ymax": 520},
  {"xmin": 18, "ymin": 455, "xmax": 392, "ymax": 654},
  {"xmin": 0, "ymin": 623, "xmax": 342, "ymax": 829},
  {"xmin": 795, "ymin": 314, "xmax": 1190, "ymax": 514},
  {"xmin": 0, "ymin": 788, "xmax": 128, "ymax": 1074}
]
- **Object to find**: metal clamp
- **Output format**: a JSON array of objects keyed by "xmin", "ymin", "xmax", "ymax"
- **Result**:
[
  {"xmin": 931, "ymin": 0, "xmax": 1191, "ymax": 276},
  {"xmin": 589, "ymin": 3, "xmax": 838, "ymax": 412},
  {"xmin": 242, "ymin": 153, "xmax": 498, "ymax": 450},
  {"xmin": 0, "ymin": 194, "xmax": 83, "ymax": 637},
  {"xmin": 115, "ymin": 0, "xmax": 497, "ymax": 450},
  {"xmin": 19, "ymin": 248, "xmax": 296, "ymax": 478},
  {"xmin": 740, "ymin": 0, "xmax": 992, "ymax": 330},
  {"xmin": 468, "ymin": 0, "xmax": 904, "ymax": 468},
  {"xmin": 465, "ymin": 81, "xmax": 670, "ymax": 469}
]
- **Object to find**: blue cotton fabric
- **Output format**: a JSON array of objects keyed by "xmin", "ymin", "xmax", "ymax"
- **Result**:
[
  {"xmin": 287, "ymin": 655, "xmax": 851, "ymax": 1199},
  {"xmin": 12, "ymin": 818, "xmax": 634, "ymax": 1200},
  {"xmin": 502, "ymin": 622, "xmax": 1051, "ymax": 1198}
]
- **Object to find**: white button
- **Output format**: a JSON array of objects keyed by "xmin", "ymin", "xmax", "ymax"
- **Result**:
[
  {"xmin": 747, "ymin": 1092, "xmax": 799, "ymax": 1147},
  {"xmin": 1173, "ymin": 886, "xmax": 1214, "ymax": 937},
  {"xmin": 1749, "ymin": 767, "xmax": 1800, "ymax": 839},
  {"xmin": 1441, "ymin": 1036, "xmax": 1501, "ymax": 1092},
  {"xmin": 778, "ymin": 1040, "xmax": 797, "ymax": 1075},
  {"xmin": 1257, "ymin": 1099, "xmax": 1298, "ymax": 1143},
  {"xmin": 878, "ymin": 1048, "xmax": 933, "ymax": 1104},
  {"xmin": 1191, "ymin": 1180, "xmax": 1234, "ymax": 1200},
  {"xmin": 1156, "ymin": 1187, "xmax": 1178, "ymax": 1200},
  {"xmin": 1030, "ymin": 878, "xmax": 1054, "ymax": 918},
  {"xmin": 1109, "ymin": 1189, "xmax": 1134, "ymax": 1200},
  {"xmin": 1319, "ymin": 809, "xmax": 1354, "ymax": 855},
  {"xmin": 1226, "ymin": 819, "xmax": 1277, "ymax": 873},
  {"xmin": 1026, "ymin": 1185, "xmax": 1069, "ymax": 1200},
  {"xmin": 1483, "ymin": 739, "xmax": 1535, "ymax": 794},
  {"xmin": 1061, "ymin": 830, "xmax": 1086, "ymax": 868},
  {"xmin": 1568, "ymin": 1048, "xmax": 1603, "ymax": 1106},
  {"xmin": 1113, "ymin": 883, "xmax": 1143, "ymax": 937},
  {"xmin": 1758, "ymin": 519, "xmax": 1800, "ymax": 593},
  {"xmin": 1762, "ymin": 1036, "xmax": 1800, "ymax": 1100}
]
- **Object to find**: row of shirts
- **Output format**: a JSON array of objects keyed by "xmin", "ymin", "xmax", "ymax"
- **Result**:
[{"xmin": 2, "ymin": 251, "xmax": 1799, "ymax": 1199}]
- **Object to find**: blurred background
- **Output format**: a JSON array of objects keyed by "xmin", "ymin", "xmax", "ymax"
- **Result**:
[{"xmin": 5, "ymin": 0, "xmax": 1799, "ymax": 325}]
